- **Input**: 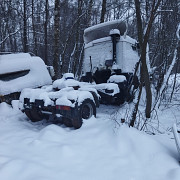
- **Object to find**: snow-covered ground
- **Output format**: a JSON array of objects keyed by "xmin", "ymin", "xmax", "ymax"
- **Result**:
[{"xmin": 0, "ymin": 101, "xmax": 180, "ymax": 180}]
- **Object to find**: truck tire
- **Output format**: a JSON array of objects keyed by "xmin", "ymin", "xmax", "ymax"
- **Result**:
[
  {"xmin": 25, "ymin": 109, "xmax": 44, "ymax": 122},
  {"xmin": 24, "ymin": 110, "xmax": 33, "ymax": 120},
  {"xmin": 62, "ymin": 117, "xmax": 73, "ymax": 127},
  {"xmin": 72, "ymin": 99, "xmax": 96, "ymax": 129}
]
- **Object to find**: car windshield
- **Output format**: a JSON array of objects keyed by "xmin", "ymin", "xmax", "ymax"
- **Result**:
[{"xmin": 0, "ymin": 70, "xmax": 30, "ymax": 81}]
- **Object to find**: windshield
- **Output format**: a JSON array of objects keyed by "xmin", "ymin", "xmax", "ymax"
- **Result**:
[{"xmin": 0, "ymin": 70, "xmax": 30, "ymax": 81}]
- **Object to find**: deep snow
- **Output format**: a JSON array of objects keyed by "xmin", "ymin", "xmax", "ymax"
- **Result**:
[{"xmin": 0, "ymin": 102, "xmax": 180, "ymax": 180}]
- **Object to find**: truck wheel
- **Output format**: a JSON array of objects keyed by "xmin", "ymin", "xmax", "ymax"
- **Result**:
[
  {"xmin": 72, "ymin": 99, "xmax": 96, "ymax": 129},
  {"xmin": 30, "ymin": 110, "xmax": 44, "ymax": 122},
  {"xmin": 25, "ymin": 109, "xmax": 44, "ymax": 122},
  {"xmin": 24, "ymin": 110, "xmax": 33, "ymax": 120},
  {"xmin": 62, "ymin": 117, "xmax": 73, "ymax": 127}
]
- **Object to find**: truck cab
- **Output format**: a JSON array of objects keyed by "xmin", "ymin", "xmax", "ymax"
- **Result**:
[{"xmin": 81, "ymin": 19, "xmax": 139, "ymax": 104}]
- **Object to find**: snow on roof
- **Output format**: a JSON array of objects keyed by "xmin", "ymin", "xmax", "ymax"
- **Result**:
[
  {"xmin": 120, "ymin": 35, "xmax": 137, "ymax": 45},
  {"xmin": 0, "ymin": 53, "xmax": 32, "ymax": 74},
  {"xmin": 84, "ymin": 19, "xmax": 126, "ymax": 44},
  {"xmin": 0, "ymin": 54, "xmax": 52, "ymax": 95},
  {"xmin": 84, "ymin": 35, "xmax": 137, "ymax": 49},
  {"xmin": 0, "ymin": 53, "xmax": 31, "ymax": 61}
]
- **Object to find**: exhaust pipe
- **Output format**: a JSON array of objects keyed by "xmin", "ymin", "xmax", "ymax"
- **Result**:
[{"xmin": 109, "ymin": 29, "xmax": 120, "ymax": 64}]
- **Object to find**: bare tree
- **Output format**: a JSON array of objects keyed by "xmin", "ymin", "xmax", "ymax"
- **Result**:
[
  {"xmin": 23, "ymin": 0, "xmax": 28, "ymax": 52},
  {"xmin": 130, "ymin": 0, "xmax": 162, "ymax": 127},
  {"xmin": 154, "ymin": 23, "xmax": 180, "ymax": 108},
  {"xmin": 32, "ymin": 0, "xmax": 38, "ymax": 55},
  {"xmin": 44, "ymin": 0, "xmax": 49, "ymax": 65},
  {"xmin": 87, "ymin": 0, "xmax": 93, "ymax": 27},
  {"xmin": 100, "ymin": 0, "xmax": 106, "ymax": 23},
  {"xmin": 53, "ymin": 0, "xmax": 61, "ymax": 79},
  {"xmin": 72, "ymin": 0, "xmax": 83, "ymax": 74}
]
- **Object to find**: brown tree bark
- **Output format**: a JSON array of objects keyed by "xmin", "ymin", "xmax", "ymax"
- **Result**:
[
  {"xmin": 100, "ymin": 0, "xmax": 106, "ymax": 23},
  {"xmin": 72, "ymin": 0, "xmax": 83, "ymax": 74},
  {"xmin": 130, "ymin": 0, "xmax": 162, "ymax": 127},
  {"xmin": 44, "ymin": 0, "xmax": 49, "ymax": 65},
  {"xmin": 87, "ymin": 0, "xmax": 93, "ymax": 27},
  {"xmin": 32, "ymin": 0, "xmax": 38, "ymax": 56},
  {"xmin": 53, "ymin": 0, "xmax": 61, "ymax": 79},
  {"xmin": 23, "ymin": 0, "xmax": 28, "ymax": 52}
]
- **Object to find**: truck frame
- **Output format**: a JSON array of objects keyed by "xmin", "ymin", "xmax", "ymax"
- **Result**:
[{"xmin": 19, "ymin": 73, "xmax": 99, "ymax": 129}]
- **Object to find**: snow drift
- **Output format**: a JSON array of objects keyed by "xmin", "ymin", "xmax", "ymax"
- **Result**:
[{"xmin": 0, "ymin": 102, "xmax": 180, "ymax": 180}]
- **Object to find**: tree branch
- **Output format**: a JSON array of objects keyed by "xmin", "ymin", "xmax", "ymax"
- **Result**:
[{"xmin": 0, "ymin": 29, "xmax": 20, "ymax": 46}]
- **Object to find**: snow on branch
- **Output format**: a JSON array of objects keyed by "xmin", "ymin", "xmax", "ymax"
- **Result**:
[
  {"xmin": 176, "ymin": 23, "xmax": 180, "ymax": 40},
  {"xmin": 0, "ymin": 29, "xmax": 20, "ymax": 46},
  {"xmin": 154, "ymin": 24, "xmax": 180, "ymax": 109}
]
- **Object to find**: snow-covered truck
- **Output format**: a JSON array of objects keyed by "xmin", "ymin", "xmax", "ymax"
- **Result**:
[
  {"xmin": 0, "ymin": 53, "xmax": 99, "ymax": 129},
  {"xmin": 81, "ymin": 19, "xmax": 139, "ymax": 104},
  {"xmin": 0, "ymin": 53, "xmax": 53, "ymax": 104},
  {"xmin": 19, "ymin": 73, "xmax": 99, "ymax": 129}
]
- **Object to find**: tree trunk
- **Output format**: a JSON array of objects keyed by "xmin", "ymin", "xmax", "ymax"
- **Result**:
[
  {"xmin": 44, "ymin": 0, "xmax": 49, "ymax": 65},
  {"xmin": 141, "ymin": 44, "xmax": 152, "ymax": 118},
  {"xmin": 100, "ymin": 0, "xmax": 106, "ymax": 23},
  {"xmin": 23, "ymin": 0, "xmax": 28, "ymax": 52},
  {"xmin": 87, "ymin": 0, "xmax": 93, "ymax": 27},
  {"xmin": 130, "ymin": 0, "xmax": 162, "ymax": 126},
  {"xmin": 72, "ymin": 0, "xmax": 83, "ymax": 74},
  {"xmin": 32, "ymin": 0, "xmax": 38, "ymax": 55},
  {"xmin": 53, "ymin": 0, "xmax": 61, "ymax": 79}
]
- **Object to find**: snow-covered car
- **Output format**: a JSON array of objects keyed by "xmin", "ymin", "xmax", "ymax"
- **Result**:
[
  {"xmin": 0, "ymin": 53, "xmax": 52, "ymax": 104},
  {"xmin": 19, "ymin": 73, "xmax": 99, "ymax": 129}
]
